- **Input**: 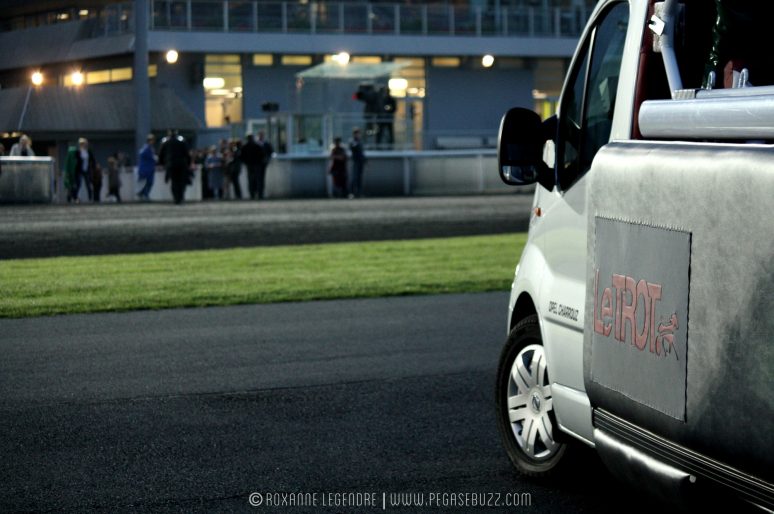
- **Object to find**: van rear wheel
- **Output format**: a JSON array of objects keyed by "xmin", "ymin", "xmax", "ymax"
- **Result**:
[{"xmin": 495, "ymin": 314, "xmax": 567, "ymax": 476}]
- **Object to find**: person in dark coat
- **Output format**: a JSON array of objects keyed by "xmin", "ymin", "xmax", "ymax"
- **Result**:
[
  {"xmin": 240, "ymin": 134, "xmax": 265, "ymax": 200},
  {"xmin": 256, "ymin": 131, "xmax": 273, "ymax": 198},
  {"xmin": 328, "ymin": 137, "xmax": 348, "ymax": 198},
  {"xmin": 348, "ymin": 128, "xmax": 366, "ymax": 198},
  {"xmin": 226, "ymin": 139, "xmax": 243, "ymax": 199},
  {"xmin": 106, "ymin": 153, "xmax": 122, "ymax": 202},
  {"xmin": 137, "ymin": 134, "xmax": 157, "ymax": 201},
  {"xmin": 159, "ymin": 130, "xmax": 191, "ymax": 204},
  {"xmin": 74, "ymin": 137, "xmax": 97, "ymax": 202}
]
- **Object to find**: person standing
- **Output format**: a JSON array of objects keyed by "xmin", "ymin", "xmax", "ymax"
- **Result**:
[
  {"xmin": 91, "ymin": 162, "xmax": 103, "ymax": 203},
  {"xmin": 106, "ymin": 153, "xmax": 122, "ymax": 202},
  {"xmin": 328, "ymin": 137, "xmax": 348, "ymax": 198},
  {"xmin": 256, "ymin": 131, "xmax": 273, "ymax": 198},
  {"xmin": 348, "ymin": 128, "xmax": 366, "ymax": 198},
  {"xmin": 240, "ymin": 134, "xmax": 265, "ymax": 200},
  {"xmin": 226, "ymin": 139, "xmax": 243, "ymax": 199},
  {"xmin": 159, "ymin": 129, "xmax": 191, "ymax": 205},
  {"xmin": 204, "ymin": 145, "xmax": 225, "ymax": 199},
  {"xmin": 137, "ymin": 133, "xmax": 157, "ymax": 201},
  {"xmin": 9, "ymin": 134, "xmax": 35, "ymax": 156},
  {"xmin": 75, "ymin": 137, "xmax": 97, "ymax": 201},
  {"xmin": 63, "ymin": 144, "xmax": 78, "ymax": 203}
]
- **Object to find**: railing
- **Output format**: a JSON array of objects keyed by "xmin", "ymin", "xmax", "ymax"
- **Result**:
[
  {"xmin": 245, "ymin": 111, "xmax": 499, "ymax": 155},
  {"xmin": 2, "ymin": 1, "xmax": 588, "ymax": 38},
  {"xmin": 150, "ymin": 0, "xmax": 589, "ymax": 38},
  {"xmin": 82, "ymin": 2, "xmax": 135, "ymax": 37}
]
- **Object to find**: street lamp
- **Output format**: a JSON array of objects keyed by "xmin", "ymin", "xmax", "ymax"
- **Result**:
[
  {"xmin": 21, "ymin": 71, "xmax": 44, "ymax": 131},
  {"xmin": 166, "ymin": 49, "xmax": 179, "ymax": 64},
  {"xmin": 482, "ymin": 55, "xmax": 495, "ymax": 68},
  {"xmin": 332, "ymin": 52, "xmax": 350, "ymax": 65},
  {"xmin": 71, "ymin": 71, "xmax": 85, "ymax": 86}
]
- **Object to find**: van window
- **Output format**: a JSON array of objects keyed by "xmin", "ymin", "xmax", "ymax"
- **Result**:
[{"xmin": 557, "ymin": 2, "xmax": 629, "ymax": 190}]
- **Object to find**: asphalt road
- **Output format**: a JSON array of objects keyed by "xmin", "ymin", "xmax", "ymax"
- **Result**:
[
  {"xmin": 0, "ymin": 195, "xmax": 533, "ymax": 259},
  {"xmin": 0, "ymin": 292, "xmax": 668, "ymax": 513}
]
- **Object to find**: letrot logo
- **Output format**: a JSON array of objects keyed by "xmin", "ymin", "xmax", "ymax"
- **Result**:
[
  {"xmin": 591, "ymin": 218, "xmax": 689, "ymax": 420},
  {"xmin": 593, "ymin": 270, "xmax": 679, "ymax": 359}
]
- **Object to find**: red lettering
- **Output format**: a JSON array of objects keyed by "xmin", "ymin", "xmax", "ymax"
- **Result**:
[
  {"xmin": 620, "ymin": 276, "xmax": 637, "ymax": 345},
  {"xmin": 634, "ymin": 279, "xmax": 649, "ymax": 350},
  {"xmin": 612, "ymin": 274, "xmax": 625, "ymax": 341},
  {"xmin": 601, "ymin": 288, "xmax": 613, "ymax": 336},
  {"xmin": 594, "ymin": 270, "xmax": 603, "ymax": 335},
  {"xmin": 596, "ymin": 273, "xmax": 662, "ymax": 349}
]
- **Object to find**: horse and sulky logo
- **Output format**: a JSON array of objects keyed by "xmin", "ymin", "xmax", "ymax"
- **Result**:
[{"xmin": 593, "ymin": 271, "xmax": 679, "ymax": 360}]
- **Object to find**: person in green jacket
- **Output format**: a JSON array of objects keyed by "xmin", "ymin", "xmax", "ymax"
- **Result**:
[{"xmin": 63, "ymin": 145, "xmax": 78, "ymax": 203}]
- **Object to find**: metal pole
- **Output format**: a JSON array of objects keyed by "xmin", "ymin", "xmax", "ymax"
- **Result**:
[
  {"xmin": 17, "ymin": 85, "xmax": 33, "ymax": 132},
  {"xmin": 660, "ymin": 0, "xmax": 683, "ymax": 96},
  {"xmin": 134, "ymin": 0, "xmax": 151, "ymax": 158}
]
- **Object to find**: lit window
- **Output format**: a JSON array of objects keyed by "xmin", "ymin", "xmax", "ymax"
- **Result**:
[
  {"xmin": 205, "ymin": 54, "xmax": 243, "ymax": 127},
  {"xmin": 86, "ymin": 70, "xmax": 111, "ymax": 85},
  {"xmin": 252, "ymin": 54, "xmax": 274, "ymax": 66},
  {"xmin": 111, "ymin": 67, "xmax": 132, "ymax": 82},
  {"xmin": 281, "ymin": 55, "xmax": 313, "ymax": 66},
  {"xmin": 148, "ymin": 64, "xmax": 158, "ymax": 77},
  {"xmin": 394, "ymin": 57, "xmax": 424, "ymax": 68},
  {"xmin": 352, "ymin": 56, "xmax": 382, "ymax": 64},
  {"xmin": 208, "ymin": 55, "xmax": 240, "ymax": 64},
  {"xmin": 431, "ymin": 57, "xmax": 461, "ymax": 68}
]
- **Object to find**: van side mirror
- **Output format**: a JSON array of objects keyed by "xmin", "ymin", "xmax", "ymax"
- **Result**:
[{"xmin": 497, "ymin": 108, "xmax": 555, "ymax": 190}]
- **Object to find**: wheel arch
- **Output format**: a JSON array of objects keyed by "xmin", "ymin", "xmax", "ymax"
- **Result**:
[{"xmin": 510, "ymin": 292, "xmax": 538, "ymax": 332}]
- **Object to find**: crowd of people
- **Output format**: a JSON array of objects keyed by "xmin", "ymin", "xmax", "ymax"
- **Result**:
[
  {"xmin": 193, "ymin": 132, "xmax": 274, "ymax": 201},
  {"xmin": 1, "ymin": 128, "xmax": 371, "ymax": 203},
  {"xmin": 63, "ymin": 131, "xmax": 274, "ymax": 205}
]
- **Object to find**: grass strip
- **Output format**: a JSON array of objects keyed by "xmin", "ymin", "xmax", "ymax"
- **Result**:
[{"xmin": 0, "ymin": 233, "xmax": 526, "ymax": 318}]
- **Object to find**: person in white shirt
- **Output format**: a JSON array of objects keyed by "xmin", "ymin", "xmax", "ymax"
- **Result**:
[{"xmin": 9, "ymin": 135, "xmax": 35, "ymax": 157}]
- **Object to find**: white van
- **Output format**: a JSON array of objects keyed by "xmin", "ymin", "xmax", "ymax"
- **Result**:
[{"xmin": 494, "ymin": 0, "xmax": 773, "ymax": 509}]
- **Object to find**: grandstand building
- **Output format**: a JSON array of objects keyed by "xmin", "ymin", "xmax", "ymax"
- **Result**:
[{"xmin": 0, "ymin": 0, "xmax": 591, "ymax": 164}]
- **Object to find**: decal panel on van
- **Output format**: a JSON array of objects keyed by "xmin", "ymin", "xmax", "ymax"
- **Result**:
[{"xmin": 590, "ymin": 218, "xmax": 690, "ymax": 421}]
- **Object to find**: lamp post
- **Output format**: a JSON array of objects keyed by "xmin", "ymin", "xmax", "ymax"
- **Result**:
[
  {"xmin": 134, "ymin": 0, "xmax": 150, "ymax": 156},
  {"xmin": 18, "ymin": 71, "xmax": 44, "ymax": 131}
]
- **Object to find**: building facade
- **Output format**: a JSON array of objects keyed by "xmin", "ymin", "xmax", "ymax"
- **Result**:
[{"xmin": 0, "ymin": 0, "xmax": 592, "ymax": 165}]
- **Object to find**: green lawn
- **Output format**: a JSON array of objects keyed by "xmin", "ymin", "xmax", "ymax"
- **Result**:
[{"xmin": 0, "ymin": 233, "xmax": 526, "ymax": 318}]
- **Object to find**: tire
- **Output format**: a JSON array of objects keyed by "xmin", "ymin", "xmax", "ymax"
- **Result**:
[{"xmin": 495, "ymin": 314, "xmax": 568, "ymax": 476}]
